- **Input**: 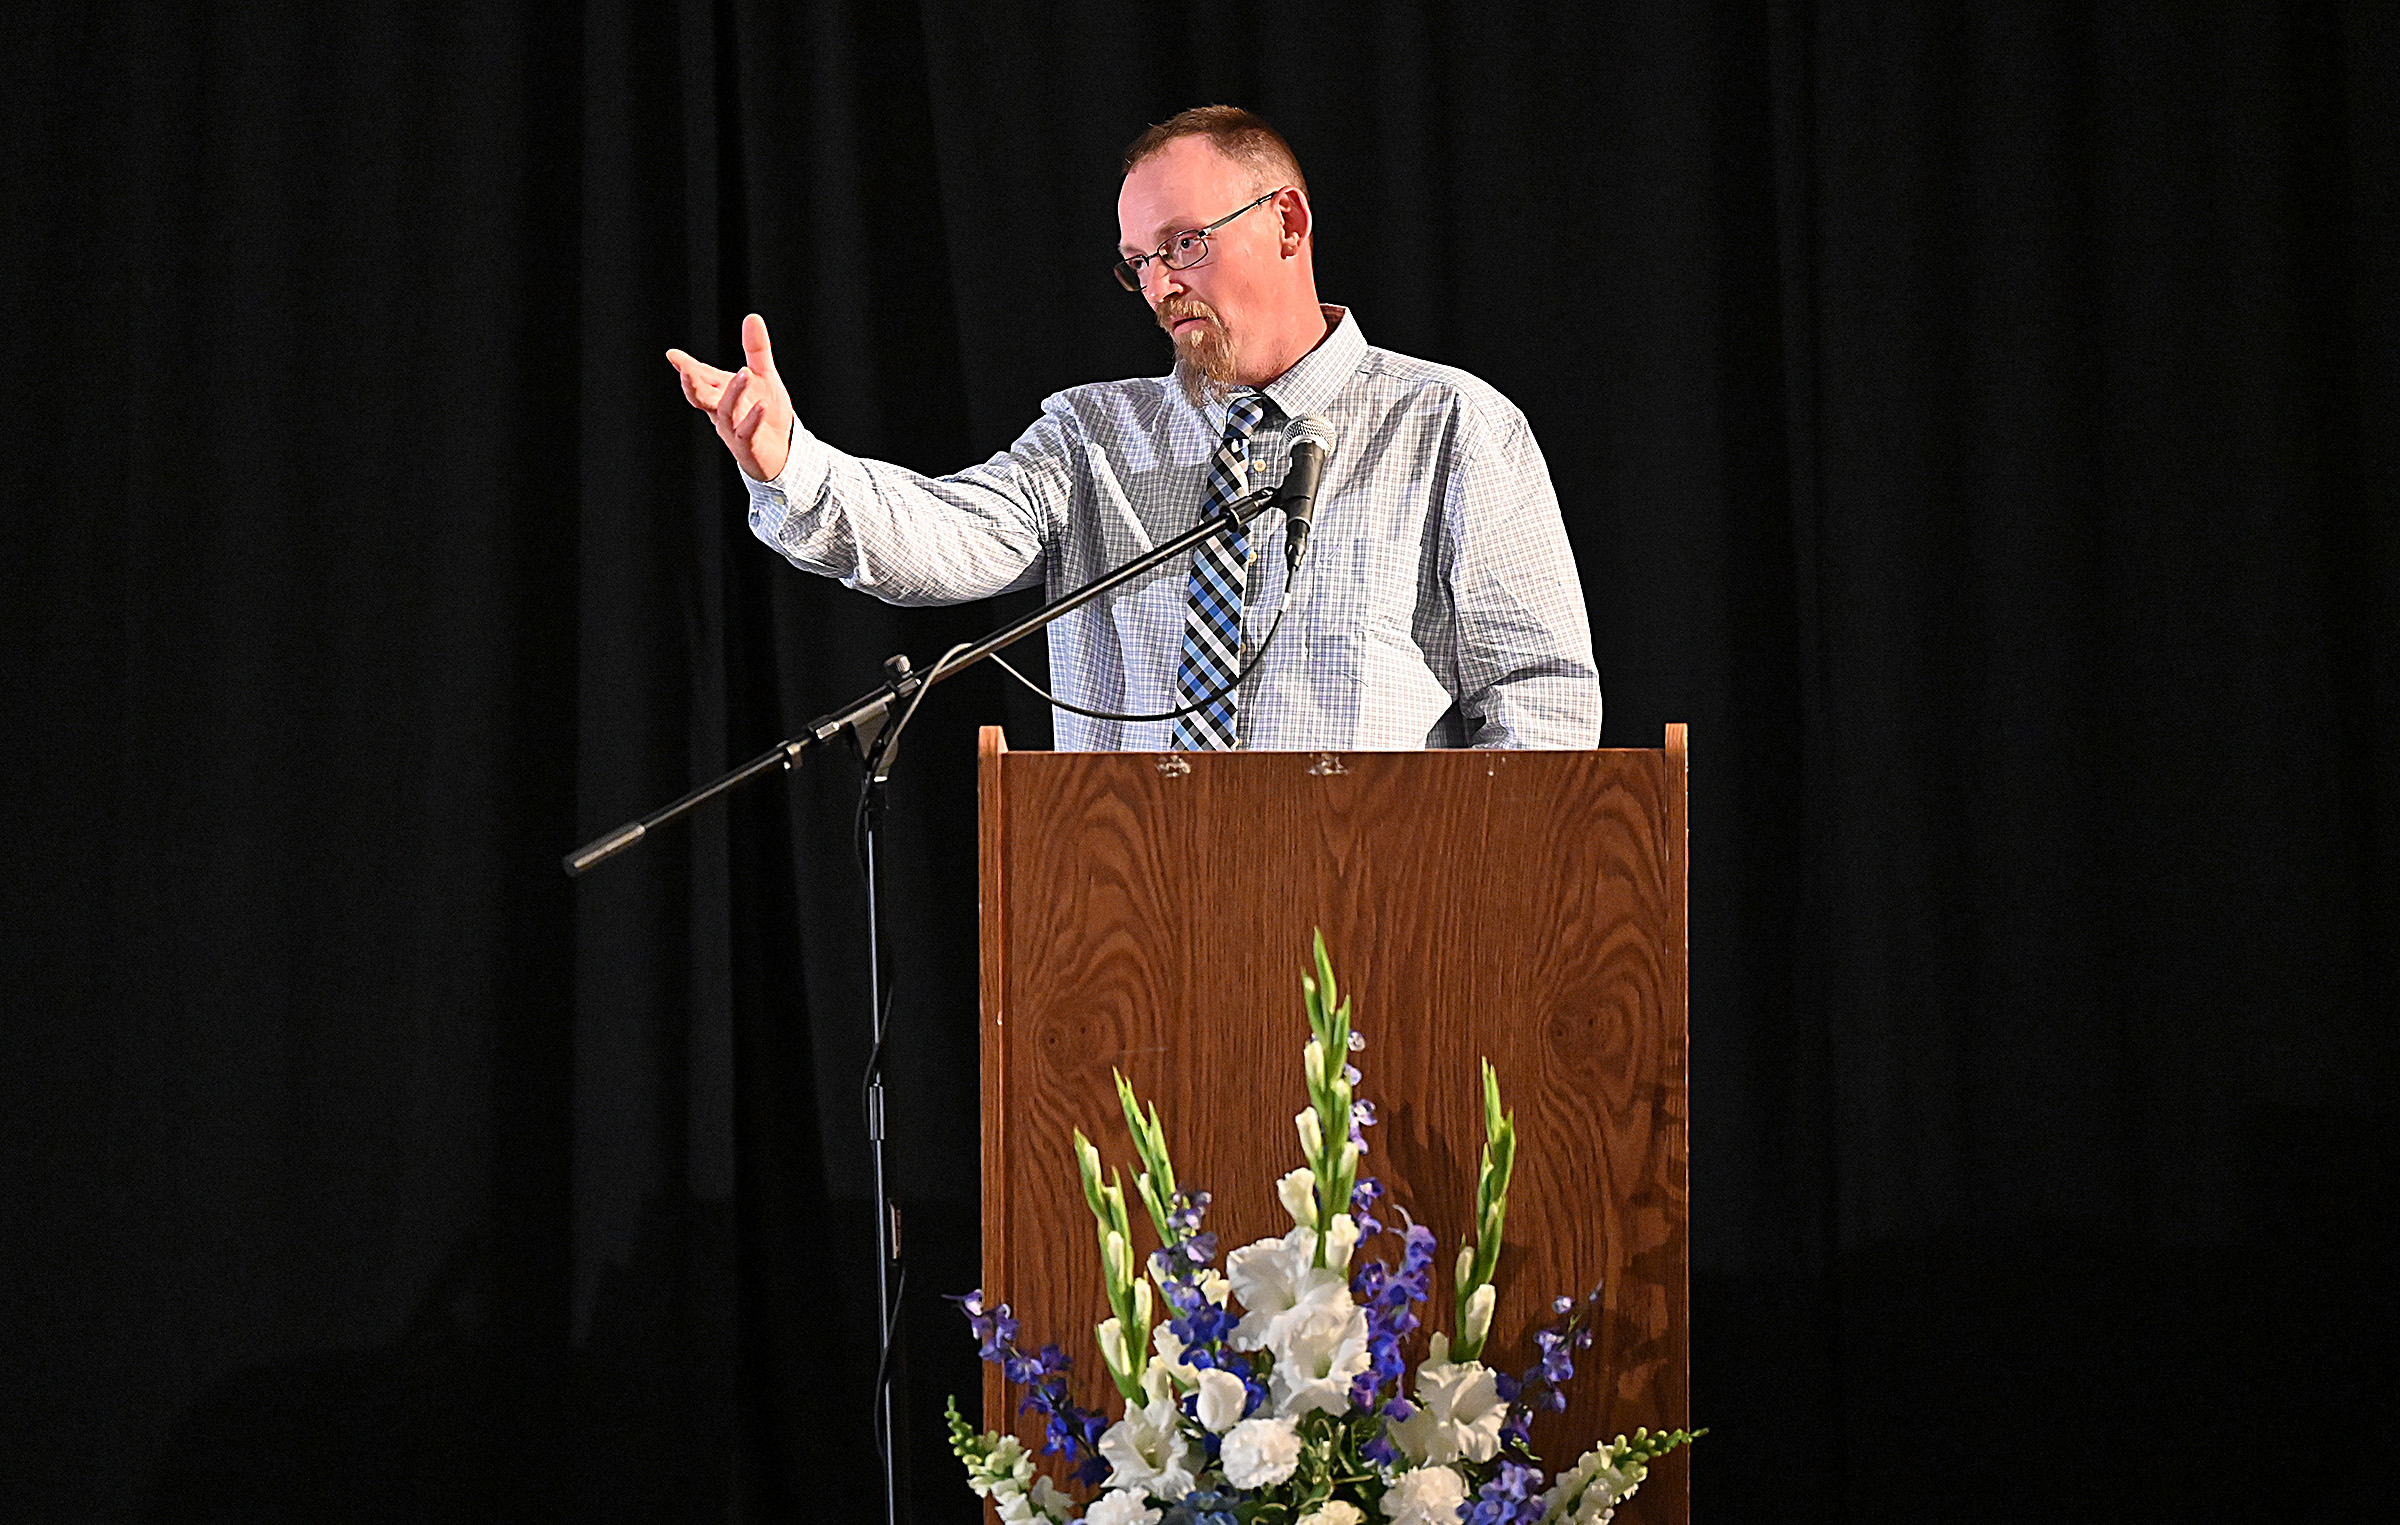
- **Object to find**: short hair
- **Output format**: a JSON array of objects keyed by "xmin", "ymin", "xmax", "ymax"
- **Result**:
[{"xmin": 1122, "ymin": 105, "xmax": 1309, "ymax": 197}]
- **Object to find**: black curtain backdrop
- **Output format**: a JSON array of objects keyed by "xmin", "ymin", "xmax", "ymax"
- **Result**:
[{"xmin": 4, "ymin": 2, "xmax": 2393, "ymax": 1520}]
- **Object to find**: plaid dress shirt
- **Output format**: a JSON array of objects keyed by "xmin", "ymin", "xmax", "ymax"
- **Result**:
[{"xmin": 745, "ymin": 307, "xmax": 1599, "ymax": 751}]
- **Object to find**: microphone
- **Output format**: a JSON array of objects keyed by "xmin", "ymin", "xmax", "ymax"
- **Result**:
[{"xmin": 1279, "ymin": 414, "xmax": 1336, "ymax": 573}]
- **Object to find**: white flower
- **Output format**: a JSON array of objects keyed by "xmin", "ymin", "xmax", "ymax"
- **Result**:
[
  {"xmin": 1381, "ymin": 1464, "xmax": 1469, "ymax": 1525},
  {"xmin": 1539, "ymin": 1441, "xmax": 1648, "ymax": 1525},
  {"xmin": 1097, "ymin": 1395, "xmax": 1201, "ymax": 1501},
  {"xmin": 1227, "ymin": 1220, "xmax": 1362, "ymax": 1351},
  {"xmin": 1278, "ymin": 1166, "xmax": 1320, "ymax": 1228},
  {"xmin": 963, "ymin": 1434, "xmax": 1034, "ymax": 1497},
  {"xmin": 1219, "ymin": 1413, "xmax": 1304, "ymax": 1489},
  {"xmin": 1195, "ymin": 1268, "xmax": 1230, "ymax": 1307},
  {"xmin": 1097, "ymin": 1317, "xmax": 1131, "ymax": 1378},
  {"xmin": 1152, "ymin": 1321, "xmax": 1186, "ymax": 1368},
  {"xmin": 1460, "ymin": 1282, "xmax": 1496, "ymax": 1349},
  {"xmin": 1140, "ymin": 1354, "xmax": 1180, "ymax": 1406},
  {"xmin": 1087, "ymin": 1488, "xmax": 1162, "ymax": 1525},
  {"xmin": 1389, "ymin": 1348, "xmax": 1505, "ymax": 1465},
  {"xmin": 1194, "ymin": 1366, "xmax": 1250, "ymax": 1433},
  {"xmin": 1266, "ymin": 1279, "xmax": 1372, "ymax": 1416},
  {"xmin": 1298, "ymin": 1503, "xmax": 1366, "ymax": 1525},
  {"xmin": 1297, "ymin": 1106, "xmax": 1324, "ymax": 1158},
  {"xmin": 1027, "ymin": 1476, "xmax": 1077, "ymax": 1522},
  {"xmin": 1319, "ymin": 1212, "xmax": 1360, "ymax": 1270},
  {"xmin": 1226, "ymin": 1227, "xmax": 1333, "ymax": 1350}
]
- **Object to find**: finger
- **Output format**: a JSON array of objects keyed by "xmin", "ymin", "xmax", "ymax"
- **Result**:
[
  {"xmin": 676, "ymin": 366, "xmax": 719, "ymax": 411},
  {"xmin": 665, "ymin": 348, "xmax": 733, "ymax": 385},
  {"xmin": 732, "ymin": 398, "xmax": 764, "ymax": 444},
  {"xmin": 667, "ymin": 349, "xmax": 730, "ymax": 410},
  {"xmin": 715, "ymin": 367, "xmax": 751, "ymax": 429},
  {"xmin": 741, "ymin": 313, "xmax": 776, "ymax": 379}
]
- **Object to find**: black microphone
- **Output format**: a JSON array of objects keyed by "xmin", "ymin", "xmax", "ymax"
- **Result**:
[{"xmin": 1279, "ymin": 414, "xmax": 1336, "ymax": 573}]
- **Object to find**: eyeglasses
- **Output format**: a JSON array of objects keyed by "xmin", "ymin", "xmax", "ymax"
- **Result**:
[{"xmin": 1113, "ymin": 189, "xmax": 1284, "ymax": 292}]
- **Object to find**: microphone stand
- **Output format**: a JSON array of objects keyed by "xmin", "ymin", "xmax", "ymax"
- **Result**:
[{"xmin": 562, "ymin": 480, "xmax": 1283, "ymax": 1525}]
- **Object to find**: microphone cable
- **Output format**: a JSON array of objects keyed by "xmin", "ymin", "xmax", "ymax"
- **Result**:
[{"xmin": 983, "ymin": 548, "xmax": 1309, "ymax": 727}]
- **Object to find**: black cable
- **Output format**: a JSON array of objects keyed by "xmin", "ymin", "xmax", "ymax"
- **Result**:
[
  {"xmin": 869, "ymin": 1261, "xmax": 908, "ymax": 1480},
  {"xmin": 847, "ymin": 642, "xmax": 963, "ymax": 1521},
  {"xmin": 983, "ymin": 559, "xmax": 1305, "ymax": 726}
]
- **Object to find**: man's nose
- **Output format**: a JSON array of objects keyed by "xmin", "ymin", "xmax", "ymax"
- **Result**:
[{"xmin": 1145, "ymin": 260, "xmax": 1187, "ymax": 302}]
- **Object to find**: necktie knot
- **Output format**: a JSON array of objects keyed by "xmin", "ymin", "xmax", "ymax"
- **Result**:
[{"xmin": 1224, "ymin": 392, "xmax": 1269, "ymax": 441}]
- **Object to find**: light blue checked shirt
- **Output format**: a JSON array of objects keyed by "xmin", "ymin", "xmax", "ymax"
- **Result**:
[{"xmin": 744, "ymin": 307, "xmax": 1600, "ymax": 751}]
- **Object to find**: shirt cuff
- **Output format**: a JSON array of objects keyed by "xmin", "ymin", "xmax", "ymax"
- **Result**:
[{"xmin": 742, "ymin": 421, "xmax": 834, "ymax": 525}]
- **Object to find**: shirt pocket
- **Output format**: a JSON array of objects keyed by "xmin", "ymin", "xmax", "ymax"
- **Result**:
[{"xmin": 1298, "ymin": 530, "xmax": 1413, "ymax": 651}]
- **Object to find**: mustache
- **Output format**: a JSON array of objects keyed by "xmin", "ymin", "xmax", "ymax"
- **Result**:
[{"xmin": 1156, "ymin": 296, "xmax": 1222, "ymax": 334}]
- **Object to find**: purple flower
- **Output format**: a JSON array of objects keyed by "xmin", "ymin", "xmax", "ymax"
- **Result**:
[
  {"xmin": 1503, "ymin": 1282, "xmax": 1605, "ymax": 1439},
  {"xmin": 948, "ymin": 1288, "xmax": 1110, "ymax": 1483},
  {"xmin": 1346, "ymin": 1219, "xmax": 1439, "ymax": 1415},
  {"xmin": 1165, "ymin": 1490, "xmax": 1240, "ymax": 1525},
  {"xmin": 1351, "ymin": 1176, "xmax": 1387, "ymax": 1239},
  {"xmin": 1464, "ymin": 1461, "xmax": 1548, "ymax": 1525}
]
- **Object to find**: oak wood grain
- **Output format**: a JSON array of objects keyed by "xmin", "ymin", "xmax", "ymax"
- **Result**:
[{"xmin": 977, "ymin": 732, "xmax": 1690, "ymax": 1525}]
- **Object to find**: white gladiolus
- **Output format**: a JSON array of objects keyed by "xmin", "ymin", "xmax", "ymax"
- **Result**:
[
  {"xmin": 1097, "ymin": 1395, "xmax": 1202, "ymax": 1501},
  {"xmin": 1096, "ymin": 1317, "xmax": 1130, "ymax": 1378},
  {"xmin": 1298, "ymin": 1503, "xmax": 1366, "ymax": 1525},
  {"xmin": 1380, "ymin": 1464, "xmax": 1469, "ymax": 1525},
  {"xmin": 1152, "ymin": 1321, "xmax": 1184, "ymax": 1367},
  {"xmin": 1196, "ymin": 1268, "xmax": 1231, "ymax": 1306},
  {"xmin": 1220, "ymin": 1414, "xmax": 1304, "ymax": 1489},
  {"xmin": 1304, "ymin": 1037, "xmax": 1326, "ymax": 1090},
  {"xmin": 996, "ymin": 1474, "xmax": 1077, "ymax": 1525},
  {"xmin": 1105, "ymin": 1229, "xmax": 1131, "ymax": 1286},
  {"xmin": 1277, "ymin": 1167, "xmax": 1319, "ymax": 1229},
  {"xmin": 1456, "ymin": 1245, "xmax": 1475, "ymax": 1285},
  {"xmin": 1297, "ymin": 1107, "xmax": 1324, "ymax": 1158},
  {"xmin": 1029, "ymin": 1476, "xmax": 1076, "ymax": 1522},
  {"xmin": 1320, "ymin": 1212, "xmax": 1360, "ymax": 1270},
  {"xmin": 1266, "ymin": 1280, "xmax": 1373, "ymax": 1416},
  {"xmin": 1132, "ymin": 1277, "xmax": 1152, "ymax": 1327},
  {"xmin": 1194, "ymin": 1366, "xmax": 1250, "ymax": 1432},
  {"xmin": 1140, "ymin": 1352, "xmax": 1178, "ymax": 1406},
  {"xmin": 1086, "ymin": 1489, "xmax": 1162, "ymax": 1525},
  {"xmin": 1227, "ymin": 1221, "xmax": 1357, "ymax": 1350},
  {"xmin": 1460, "ymin": 1282, "xmax": 1496, "ymax": 1349},
  {"xmin": 1390, "ymin": 1349, "xmax": 1506, "ymax": 1465}
]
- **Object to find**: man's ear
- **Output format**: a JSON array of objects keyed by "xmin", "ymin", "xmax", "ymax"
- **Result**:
[{"xmin": 1278, "ymin": 187, "xmax": 1312, "ymax": 256}]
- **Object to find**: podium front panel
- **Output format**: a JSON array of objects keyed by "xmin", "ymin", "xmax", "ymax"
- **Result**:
[{"xmin": 978, "ymin": 734, "xmax": 1689, "ymax": 1523}]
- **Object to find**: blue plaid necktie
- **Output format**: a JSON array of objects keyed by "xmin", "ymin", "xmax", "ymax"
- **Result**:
[{"xmin": 1170, "ymin": 392, "xmax": 1270, "ymax": 750}]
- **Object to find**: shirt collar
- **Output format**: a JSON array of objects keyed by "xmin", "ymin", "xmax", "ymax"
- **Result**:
[
  {"xmin": 1261, "ymin": 305, "xmax": 1365, "ymax": 424},
  {"xmin": 1199, "ymin": 305, "xmax": 1367, "ymax": 434}
]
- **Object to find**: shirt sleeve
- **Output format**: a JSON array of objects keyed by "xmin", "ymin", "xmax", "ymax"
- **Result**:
[
  {"xmin": 1439, "ymin": 405, "xmax": 1603, "ymax": 749},
  {"xmin": 742, "ymin": 399, "xmax": 1080, "ymax": 607}
]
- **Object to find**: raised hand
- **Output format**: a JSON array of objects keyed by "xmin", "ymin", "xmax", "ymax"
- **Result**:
[{"xmin": 666, "ymin": 312, "xmax": 795, "ymax": 482}]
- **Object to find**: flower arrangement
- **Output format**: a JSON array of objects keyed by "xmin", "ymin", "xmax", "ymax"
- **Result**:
[{"xmin": 948, "ymin": 935, "xmax": 1699, "ymax": 1525}]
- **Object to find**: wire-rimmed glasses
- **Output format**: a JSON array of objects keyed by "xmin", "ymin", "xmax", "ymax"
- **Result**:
[{"xmin": 1113, "ymin": 188, "xmax": 1284, "ymax": 292}]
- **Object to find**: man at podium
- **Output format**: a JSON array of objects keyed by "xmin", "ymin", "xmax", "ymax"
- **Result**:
[{"xmin": 668, "ymin": 106, "xmax": 1599, "ymax": 752}]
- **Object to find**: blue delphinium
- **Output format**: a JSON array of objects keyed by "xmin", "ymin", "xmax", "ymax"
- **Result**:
[
  {"xmin": 1464, "ymin": 1460, "xmax": 1548, "ymax": 1524},
  {"xmin": 1498, "ymin": 1285, "xmax": 1602, "ymax": 1449},
  {"xmin": 1150, "ymin": 1189, "xmax": 1242, "ymax": 1361},
  {"xmin": 1161, "ymin": 1488, "xmax": 1242, "ymax": 1525},
  {"xmin": 948, "ymin": 1290, "xmax": 1112, "ymax": 1485},
  {"xmin": 1350, "ymin": 1218, "xmax": 1438, "ymax": 1417},
  {"xmin": 1350, "ymin": 1175, "xmax": 1386, "ymax": 1240}
]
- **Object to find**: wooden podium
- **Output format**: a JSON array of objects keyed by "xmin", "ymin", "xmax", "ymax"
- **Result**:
[{"xmin": 976, "ymin": 727, "xmax": 1690, "ymax": 1523}]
